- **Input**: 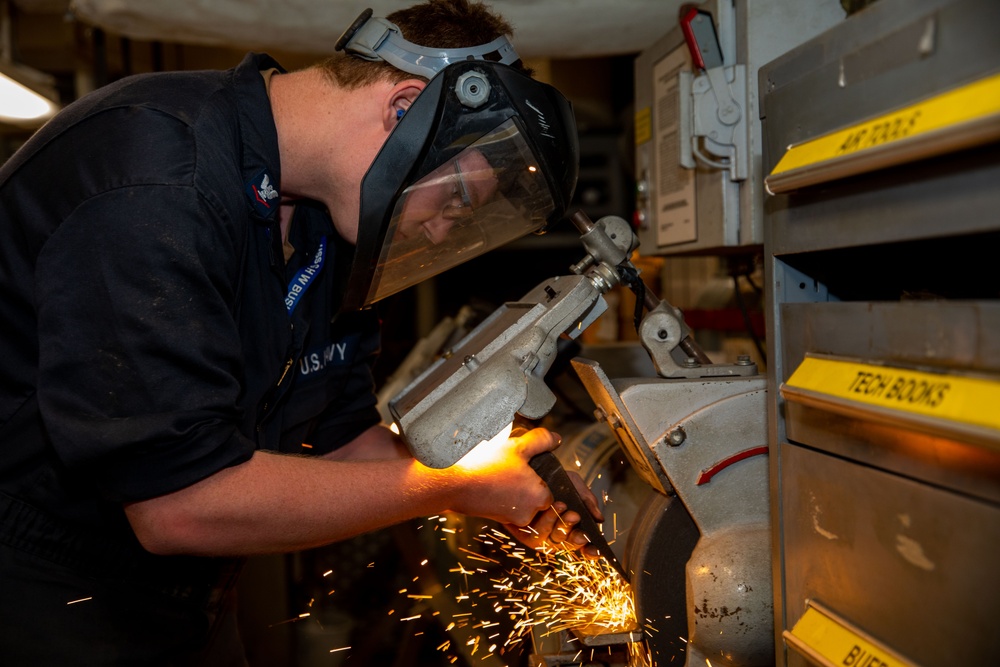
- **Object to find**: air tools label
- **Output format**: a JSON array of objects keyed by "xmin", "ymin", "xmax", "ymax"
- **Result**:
[
  {"xmin": 768, "ymin": 71, "xmax": 1000, "ymax": 178},
  {"xmin": 785, "ymin": 356, "xmax": 1000, "ymax": 432}
]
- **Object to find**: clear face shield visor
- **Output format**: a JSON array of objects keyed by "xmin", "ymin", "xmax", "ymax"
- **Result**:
[{"xmin": 362, "ymin": 118, "xmax": 555, "ymax": 306}]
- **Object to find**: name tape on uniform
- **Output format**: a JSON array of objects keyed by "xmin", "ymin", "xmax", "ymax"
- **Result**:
[
  {"xmin": 769, "ymin": 71, "xmax": 1000, "ymax": 176},
  {"xmin": 786, "ymin": 356, "xmax": 1000, "ymax": 432}
]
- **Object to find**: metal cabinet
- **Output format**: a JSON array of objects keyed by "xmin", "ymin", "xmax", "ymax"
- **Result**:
[{"xmin": 761, "ymin": 0, "xmax": 1000, "ymax": 665}]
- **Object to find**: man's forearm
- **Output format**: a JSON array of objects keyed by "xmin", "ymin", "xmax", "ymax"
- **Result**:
[
  {"xmin": 125, "ymin": 451, "xmax": 456, "ymax": 556},
  {"xmin": 124, "ymin": 428, "xmax": 560, "ymax": 557}
]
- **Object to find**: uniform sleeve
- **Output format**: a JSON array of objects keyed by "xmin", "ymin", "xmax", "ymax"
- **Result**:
[{"xmin": 35, "ymin": 185, "xmax": 255, "ymax": 502}]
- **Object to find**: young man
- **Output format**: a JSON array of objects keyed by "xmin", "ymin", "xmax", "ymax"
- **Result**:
[{"xmin": 0, "ymin": 0, "xmax": 594, "ymax": 663}]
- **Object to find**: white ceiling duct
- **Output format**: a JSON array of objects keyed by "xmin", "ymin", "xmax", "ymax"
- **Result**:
[{"xmin": 63, "ymin": 0, "xmax": 680, "ymax": 59}]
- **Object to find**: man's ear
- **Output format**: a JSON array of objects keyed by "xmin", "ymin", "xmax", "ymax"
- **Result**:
[{"xmin": 383, "ymin": 79, "xmax": 426, "ymax": 131}]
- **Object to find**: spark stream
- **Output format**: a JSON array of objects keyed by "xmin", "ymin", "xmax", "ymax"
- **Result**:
[{"xmin": 436, "ymin": 524, "xmax": 652, "ymax": 665}]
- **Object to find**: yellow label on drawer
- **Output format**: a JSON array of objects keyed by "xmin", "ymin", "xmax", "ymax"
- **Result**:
[
  {"xmin": 770, "ymin": 71, "xmax": 1000, "ymax": 176},
  {"xmin": 786, "ymin": 356, "xmax": 1000, "ymax": 431},
  {"xmin": 788, "ymin": 605, "xmax": 913, "ymax": 667}
]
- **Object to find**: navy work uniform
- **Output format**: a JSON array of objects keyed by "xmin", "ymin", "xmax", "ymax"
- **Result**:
[{"xmin": 0, "ymin": 53, "xmax": 381, "ymax": 665}]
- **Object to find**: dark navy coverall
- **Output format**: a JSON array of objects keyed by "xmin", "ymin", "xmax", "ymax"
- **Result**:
[{"xmin": 0, "ymin": 52, "xmax": 382, "ymax": 665}]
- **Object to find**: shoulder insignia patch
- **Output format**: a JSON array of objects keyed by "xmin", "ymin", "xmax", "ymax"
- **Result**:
[{"xmin": 245, "ymin": 168, "xmax": 280, "ymax": 217}]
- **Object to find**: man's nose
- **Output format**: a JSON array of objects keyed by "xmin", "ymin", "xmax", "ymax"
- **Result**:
[{"xmin": 422, "ymin": 216, "xmax": 456, "ymax": 244}]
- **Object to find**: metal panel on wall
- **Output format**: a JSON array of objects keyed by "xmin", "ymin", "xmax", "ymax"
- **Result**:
[
  {"xmin": 761, "ymin": 0, "xmax": 1000, "ymax": 665},
  {"xmin": 633, "ymin": 0, "xmax": 844, "ymax": 257}
]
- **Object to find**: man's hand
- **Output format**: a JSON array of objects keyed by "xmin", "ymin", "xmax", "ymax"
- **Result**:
[
  {"xmin": 488, "ymin": 427, "xmax": 605, "ymax": 557},
  {"xmin": 321, "ymin": 423, "xmax": 606, "ymax": 556},
  {"xmin": 504, "ymin": 467, "xmax": 605, "ymax": 558},
  {"xmin": 446, "ymin": 426, "xmax": 558, "ymax": 527}
]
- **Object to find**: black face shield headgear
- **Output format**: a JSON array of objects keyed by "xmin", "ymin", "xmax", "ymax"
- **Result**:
[{"xmin": 335, "ymin": 9, "xmax": 579, "ymax": 310}]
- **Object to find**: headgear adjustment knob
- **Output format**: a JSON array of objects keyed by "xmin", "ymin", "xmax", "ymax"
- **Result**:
[{"xmin": 455, "ymin": 71, "xmax": 491, "ymax": 108}]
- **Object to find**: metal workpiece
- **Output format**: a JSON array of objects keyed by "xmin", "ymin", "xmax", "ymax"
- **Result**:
[
  {"xmin": 552, "ymin": 414, "xmax": 654, "ymax": 554},
  {"xmin": 529, "ymin": 451, "xmax": 630, "ymax": 583}
]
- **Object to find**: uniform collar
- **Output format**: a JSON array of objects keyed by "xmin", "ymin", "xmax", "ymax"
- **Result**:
[{"xmin": 233, "ymin": 52, "xmax": 285, "ymax": 224}]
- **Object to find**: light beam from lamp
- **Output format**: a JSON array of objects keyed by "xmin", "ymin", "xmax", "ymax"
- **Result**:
[
  {"xmin": 0, "ymin": 63, "xmax": 58, "ymax": 123},
  {"xmin": 1, "ymin": 0, "xmax": 60, "ymax": 126}
]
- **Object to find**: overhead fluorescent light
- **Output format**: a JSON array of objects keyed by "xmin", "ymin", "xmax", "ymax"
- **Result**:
[{"xmin": 0, "ymin": 59, "xmax": 59, "ymax": 125}]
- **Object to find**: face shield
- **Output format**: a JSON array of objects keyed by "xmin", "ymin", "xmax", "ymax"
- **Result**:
[
  {"xmin": 362, "ymin": 118, "xmax": 555, "ymax": 305},
  {"xmin": 336, "ymin": 10, "xmax": 579, "ymax": 310}
]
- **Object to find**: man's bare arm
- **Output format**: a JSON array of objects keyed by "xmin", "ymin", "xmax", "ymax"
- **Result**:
[{"xmin": 125, "ymin": 428, "xmax": 559, "ymax": 557}]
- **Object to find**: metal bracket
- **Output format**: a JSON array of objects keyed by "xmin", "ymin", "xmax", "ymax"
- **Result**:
[{"xmin": 680, "ymin": 64, "xmax": 749, "ymax": 182}]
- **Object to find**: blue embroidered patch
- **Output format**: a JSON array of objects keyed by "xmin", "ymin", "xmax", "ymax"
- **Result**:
[{"xmin": 297, "ymin": 333, "xmax": 364, "ymax": 378}]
